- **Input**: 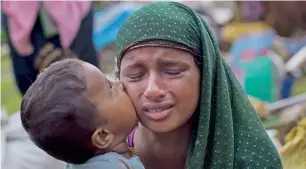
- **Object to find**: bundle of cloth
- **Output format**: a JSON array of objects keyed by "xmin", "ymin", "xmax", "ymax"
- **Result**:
[{"xmin": 280, "ymin": 118, "xmax": 306, "ymax": 169}]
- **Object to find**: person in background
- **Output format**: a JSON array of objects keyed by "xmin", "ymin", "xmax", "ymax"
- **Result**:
[
  {"xmin": 220, "ymin": 1, "xmax": 270, "ymax": 52},
  {"xmin": 266, "ymin": 1, "xmax": 306, "ymax": 99},
  {"xmin": 1, "ymin": 1, "xmax": 99, "ymax": 95}
]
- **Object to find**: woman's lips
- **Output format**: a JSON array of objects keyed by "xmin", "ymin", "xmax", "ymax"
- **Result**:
[{"xmin": 142, "ymin": 103, "xmax": 174, "ymax": 121}]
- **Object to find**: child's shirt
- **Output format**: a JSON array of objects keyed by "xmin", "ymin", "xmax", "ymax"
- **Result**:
[{"xmin": 65, "ymin": 152, "xmax": 145, "ymax": 169}]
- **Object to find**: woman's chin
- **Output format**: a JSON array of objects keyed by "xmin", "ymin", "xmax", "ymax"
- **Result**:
[{"xmin": 140, "ymin": 117, "xmax": 183, "ymax": 134}]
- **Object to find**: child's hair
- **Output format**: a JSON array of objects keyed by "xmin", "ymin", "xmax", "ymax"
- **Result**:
[{"xmin": 21, "ymin": 59, "xmax": 98, "ymax": 164}]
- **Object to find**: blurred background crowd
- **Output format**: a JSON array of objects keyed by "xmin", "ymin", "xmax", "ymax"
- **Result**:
[{"xmin": 1, "ymin": 1, "xmax": 306, "ymax": 169}]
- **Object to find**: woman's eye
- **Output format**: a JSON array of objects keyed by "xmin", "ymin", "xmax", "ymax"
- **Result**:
[
  {"xmin": 164, "ymin": 70, "xmax": 182, "ymax": 76},
  {"xmin": 127, "ymin": 73, "xmax": 144, "ymax": 81}
]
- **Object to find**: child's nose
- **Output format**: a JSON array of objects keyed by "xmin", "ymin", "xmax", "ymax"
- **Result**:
[{"xmin": 112, "ymin": 81, "xmax": 124, "ymax": 90}]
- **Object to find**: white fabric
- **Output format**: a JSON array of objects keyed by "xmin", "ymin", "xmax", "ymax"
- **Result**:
[
  {"xmin": 1, "ymin": 111, "xmax": 65, "ymax": 169},
  {"xmin": 285, "ymin": 46, "xmax": 306, "ymax": 73}
]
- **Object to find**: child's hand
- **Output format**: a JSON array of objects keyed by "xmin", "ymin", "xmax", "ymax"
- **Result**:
[{"xmin": 35, "ymin": 43, "xmax": 77, "ymax": 72}]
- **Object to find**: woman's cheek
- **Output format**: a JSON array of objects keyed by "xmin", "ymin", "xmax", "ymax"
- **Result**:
[{"xmin": 123, "ymin": 82, "xmax": 143, "ymax": 107}]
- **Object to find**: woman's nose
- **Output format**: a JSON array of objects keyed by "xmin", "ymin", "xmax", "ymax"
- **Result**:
[{"xmin": 143, "ymin": 74, "xmax": 166, "ymax": 100}]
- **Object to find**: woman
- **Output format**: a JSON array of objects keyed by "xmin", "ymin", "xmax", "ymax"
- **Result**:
[{"xmin": 116, "ymin": 2, "xmax": 282, "ymax": 169}]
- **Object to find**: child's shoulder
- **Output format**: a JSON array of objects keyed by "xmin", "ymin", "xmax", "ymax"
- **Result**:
[{"xmin": 65, "ymin": 152, "xmax": 144, "ymax": 169}]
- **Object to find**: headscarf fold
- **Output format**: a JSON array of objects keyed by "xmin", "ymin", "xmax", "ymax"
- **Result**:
[{"xmin": 116, "ymin": 2, "xmax": 283, "ymax": 169}]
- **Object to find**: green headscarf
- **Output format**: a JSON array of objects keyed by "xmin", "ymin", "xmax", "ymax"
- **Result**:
[{"xmin": 116, "ymin": 2, "xmax": 283, "ymax": 169}]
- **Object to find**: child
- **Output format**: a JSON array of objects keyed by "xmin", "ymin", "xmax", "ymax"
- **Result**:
[{"xmin": 20, "ymin": 58, "xmax": 144, "ymax": 169}]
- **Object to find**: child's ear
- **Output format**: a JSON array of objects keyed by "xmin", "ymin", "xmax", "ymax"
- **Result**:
[{"xmin": 91, "ymin": 127, "xmax": 114, "ymax": 149}]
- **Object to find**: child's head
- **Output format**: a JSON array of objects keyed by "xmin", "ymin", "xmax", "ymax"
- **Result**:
[{"xmin": 21, "ymin": 59, "xmax": 137, "ymax": 164}]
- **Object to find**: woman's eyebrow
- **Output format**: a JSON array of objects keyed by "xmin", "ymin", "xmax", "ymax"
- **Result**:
[
  {"xmin": 121, "ymin": 63, "xmax": 143, "ymax": 72},
  {"xmin": 158, "ymin": 60, "xmax": 189, "ymax": 67}
]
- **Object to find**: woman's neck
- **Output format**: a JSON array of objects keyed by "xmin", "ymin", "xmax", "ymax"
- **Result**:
[
  {"xmin": 135, "ymin": 120, "xmax": 193, "ymax": 162},
  {"xmin": 111, "ymin": 141, "xmax": 132, "ymax": 158}
]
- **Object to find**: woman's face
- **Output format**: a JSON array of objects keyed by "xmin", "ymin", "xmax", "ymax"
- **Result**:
[{"xmin": 120, "ymin": 47, "xmax": 200, "ymax": 133}]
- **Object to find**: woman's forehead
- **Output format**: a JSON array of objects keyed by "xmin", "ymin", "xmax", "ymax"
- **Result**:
[
  {"xmin": 123, "ymin": 47, "xmax": 193, "ymax": 61},
  {"xmin": 120, "ymin": 47, "xmax": 195, "ymax": 71}
]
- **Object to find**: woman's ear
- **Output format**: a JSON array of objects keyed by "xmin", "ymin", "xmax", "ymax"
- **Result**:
[{"xmin": 91, "ymin": 127, "xmax": 114, "ymax": 149}]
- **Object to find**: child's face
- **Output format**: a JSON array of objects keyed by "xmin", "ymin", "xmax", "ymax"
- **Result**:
[{"xmin": 82, "ymin": 62, "xmax": 137, "ymax": 145}]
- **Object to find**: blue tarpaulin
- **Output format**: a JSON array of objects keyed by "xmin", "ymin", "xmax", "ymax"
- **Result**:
[{"xmin": 92, "ymin": 3, "xmax": 141, "ymax": 51}]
